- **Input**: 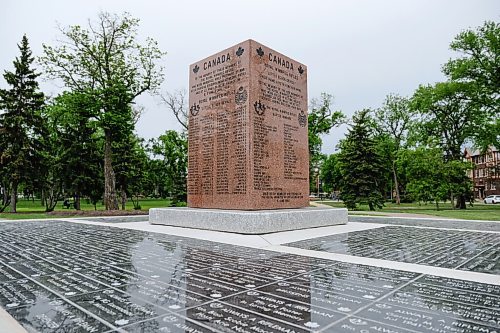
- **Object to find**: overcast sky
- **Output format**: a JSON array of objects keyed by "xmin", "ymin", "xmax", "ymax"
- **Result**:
[{"xmin": 1, "ymin": 0, "xmax": 498, "ymax": 154}]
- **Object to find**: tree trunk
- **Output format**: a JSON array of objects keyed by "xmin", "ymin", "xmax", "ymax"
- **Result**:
[
  {"xmin": 10, "ymin": 181, "xmax": 17, "ymax": 213},
  {"xmin": 121, "ymin": 186, "xmax": 126, "ymax": 210},
  {"xmin": 75, "ymin": 193, "xmax": 81, "ymax": 210},
  {"xmin": 104, "ymin": 130, "xmax": 118, "ymax": 210},
  {"xmin": 0, "ymin": 184, "xmax": 10, "ymax": 212},
  {"xmin": 392, "ymin": 162, "xmax": 400, "ymax": 205},
  {"xmin": 2, "ymin": 185, "xmax": 8, "ymax": 206},
  {"xmin": 456, "ymin": 194, "xmax": 466, "ymax": 209}
]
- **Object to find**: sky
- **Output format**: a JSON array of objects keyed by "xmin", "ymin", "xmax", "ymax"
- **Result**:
[{"xmin": 1, "ymin": 0, "xmax": 499, "ymax": 154}]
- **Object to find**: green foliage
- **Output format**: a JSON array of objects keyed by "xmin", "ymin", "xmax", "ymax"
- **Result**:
[
  {"xmin": 0, "ymin": 35, "xmax": 45, "ymax": 213},
  {"xmin": 373, "ymin": 94, "xmax": 413, "ymax": 148},
  {"xmin": 373, "ymin": 94, "xmax": 415, "ymax": 204},
  {"xmin": 442, "ymin": 20, "xmax": 499, "ymax": 150},
  {"xmin": 149, "ymin": 130, "xmax": 188, "ymax": 206},
  {"xmin": 320, "ymin": 153, "xmax": 341, "ymax": 194},
  {"xmin": 338, "ymin": 109, "xmax": 385, "ymax": 210},
  {"xmin": 408, "ymin": 21, "xmax": 499, "ymax": 209},
  {"xmin": 115, "ymin": 135, "xmax": 149, "ymax": 210},
  {"xmin": 308, "ymin": 93, "xmax": 345, "ymax": 191},
  {"xmin": 411, "ymin": 81, "xmax": 480, "ymax": 160},
  {"xmin": 397, "ymin": 147, "xmax": 473, "ymax": 210},
  {"xmin": 39, "ymin": 11, "xmax": 165, "ymax": 210},
  {"xmin": 40, "ymin": 12, "xmax": 165, "ymax": 97},
  {"xmin": 44, "ymin": 91, "xmax": 103, "ymax": 210}
]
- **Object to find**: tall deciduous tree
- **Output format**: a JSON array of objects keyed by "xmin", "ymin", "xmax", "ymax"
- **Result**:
[
  {"xmin": 0, "ymin": 35, "xmax": 45, "ymax": 213},
  {"xmin": 308, "ymin": 93, "xmax": 345, "ymax": 190},
  {"xmin": 40, "ymin": 12, "xmax": 165, "ymax": 210},
  {"xmin": 442, "ymin": 21, "xmax": 499, "ymax": 149},
  {"xmin": 160, "ymin": 89, "xmax": 188, "ymax": 131},
  {"xmin": 338, "ymin": 109, "xmax": 385, "ymax": 210},
  {"xmin": 373, "ymin": 94, "xmax": 415, "ymax": 204},
  {"xmin": 411, "ymin": 81, "xmax": 478, "ymax": 208},
  {"xmin": 398, "ymin": 147, "xmax": 473, "ymax": 210}
]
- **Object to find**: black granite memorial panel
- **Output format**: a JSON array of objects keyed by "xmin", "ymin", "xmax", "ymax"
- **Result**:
[
  {"xmin": 113, "ymin": 280, "xmax": 213, "ymax": 314},
  {"xmin": 114, "ymin": 313, "xmax": 218, "ymax": 332},
  {"xmin": 349, "ymin": 215, "xmax": 500, "ymax": 232},
  {"xmin": 32, "ymin": 271, "xmax": 108, "ymax": 297},
  {"xmin": 327, "ymin": 317, "xmax": 419, "ymax": 333},
  {"xmin": 0, "ymin": 263, "xmax": 24, "ymax": 282},
  {"xmin": 217, "ymin": 290, "xmax": 348, "ymax": 331},
  {"xmin": 7, "ymin": 298, "xmax": 115, "ymax": 332},
  {"xmin": 285, "ymin": 226, "xmax": 500, "ymax": 274},
  {"xmin": 188, "ymin": 301, "xmax": 314, "ymax": 333},
  {"xmin": 0, "ymin": 278, "xmax": 59, "ymax": 309},
  {"xmin": 0, "ymin": 220, "xmax": 498, "ymax": 333},
  {"xmin": 356, "ymin": 301, "xmax": 499, "ymax": 333},
  {"xmin": 66, "ymin": 288, "xmax": 167, "ymax": 328}
]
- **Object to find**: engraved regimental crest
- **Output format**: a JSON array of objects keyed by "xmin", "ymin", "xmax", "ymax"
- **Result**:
[
  {"xmin": 192, "ymin": 65, "xmax": 199, "ymax": 74},
  {"xmin": 298, "ymin": 110, "xmax": 307, "ymax": 127},
  {"xmin": 190, "ymin": 103, "xmax": 200, "ymax": 116},
  {"xmin": 256, "ymin": 47, "xmax": 264, "ymax": 57},
  {"xmin": 236, "ymin": 46, "xmax": 244, "ymax": 57},
  {"xmin": 254, "ymin": 100, "xmax": 266, "ymax": 115},
  {"xmin": 235, "ymin": 87, "xmax": 248, "ymax": 105},
  {"xmin": 298, "ymin": 65, "xmax": 304, "ymax": 75}
]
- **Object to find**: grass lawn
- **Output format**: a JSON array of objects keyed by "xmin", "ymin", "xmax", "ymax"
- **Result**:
[
  {"xmin": 322, "ymin": 201, "xmax": 500, "ymax": 221},
  {"xmin": 0, "ymin": 198, "xmax": 174, "ymax": 220}
]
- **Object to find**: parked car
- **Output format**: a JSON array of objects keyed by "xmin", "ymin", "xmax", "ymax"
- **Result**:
[{"xmin": 484, "ymin": 195, "xmax": 500, "ymax": 204}]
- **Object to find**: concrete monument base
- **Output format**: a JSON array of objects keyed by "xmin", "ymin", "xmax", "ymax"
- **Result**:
[{"xmin": 149, "ymin": 207, "xmax": 348, "ymax": 234}]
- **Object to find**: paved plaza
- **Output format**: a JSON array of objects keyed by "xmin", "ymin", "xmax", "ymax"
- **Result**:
[{"xmin": 0, "ymin": 215, "xmax": 498, "ymax": 332}]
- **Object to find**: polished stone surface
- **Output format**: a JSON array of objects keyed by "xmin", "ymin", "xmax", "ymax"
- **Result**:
[
  {"xmin": 0, "ymin": 220, "xmax": 498, "ymax": 333},
  {"xmin": 285, "ymin": 225, "xmax": 500, "ymax": 275},
  {"xmin": 349, "ymin": 215, "xmax": 500, "ymax": 232}
]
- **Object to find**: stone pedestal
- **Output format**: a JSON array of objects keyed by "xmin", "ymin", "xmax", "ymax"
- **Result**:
[
  {"xmin": 149, "ymin": 207, "xmax": 347, "ymax": 234},
  {"xmin": 187, "ymin": 40, "xmax": 309, "ymax": 210}
]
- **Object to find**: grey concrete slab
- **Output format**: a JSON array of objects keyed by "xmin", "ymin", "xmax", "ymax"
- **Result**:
[{"xmin": 149, "ymin": 207, "xmax": 348, "ymax": 234}]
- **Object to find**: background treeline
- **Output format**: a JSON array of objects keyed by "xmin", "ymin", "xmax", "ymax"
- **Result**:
[
  {"xmin": 0, "ymin": 13, "xmax": 187, "ymax": 213},
  {"xmin": 315, "ymin": 21, "xmax": 499, "ymax": 210},
  {"xmin": 0, "ymin": 12, "xmax": 497, "ymax": 213}
]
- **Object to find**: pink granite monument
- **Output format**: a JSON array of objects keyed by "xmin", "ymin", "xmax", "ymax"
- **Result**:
[{"xmin": 187, "ymin": 40, "xmax": 309, "ymax": 210}]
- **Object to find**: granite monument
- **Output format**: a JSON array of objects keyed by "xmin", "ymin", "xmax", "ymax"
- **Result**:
[
  {"xmin": 187, "ymin": 39, "xmax": 309, "ymax": 210},
  {"xmin": 150, "ymin": 40, "xmax": 347, "ymax": 233}
]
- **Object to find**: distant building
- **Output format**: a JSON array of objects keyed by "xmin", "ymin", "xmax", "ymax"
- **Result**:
[{"xmin": 464, "ymin": 146, "xmax": 500, "ymax": 199}]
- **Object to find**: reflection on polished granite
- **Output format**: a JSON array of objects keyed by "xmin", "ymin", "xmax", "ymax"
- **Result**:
[
  {"xmin": 349, "ymin": 215, "xmax": 500, "ymax": 232},
  {"xmin": 0, "ymin": 221, "xmax": 497, "ymax": 332},
  {"xmin": 286, "ymin": 225, "xmax": 500, "ymax": 275}
]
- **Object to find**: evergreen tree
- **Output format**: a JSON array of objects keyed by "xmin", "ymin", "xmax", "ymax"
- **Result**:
[
  {"xmin": 338, "ymin": 109, "xmax": 385, "ymax": 210},
  {"xmin": 0, "ymin": 35, "xmax": 45, "ymax": 213}
]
